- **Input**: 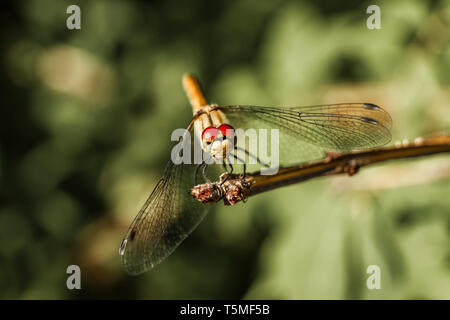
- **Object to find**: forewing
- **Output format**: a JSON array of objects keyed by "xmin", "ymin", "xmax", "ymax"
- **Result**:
[
  {"xmin": 119, "ymin": 128, "xmax": 209, "ymax": 275},
  {"xmin": 218, "ymin": 103, "xmax": 392, "ymax": 165}
]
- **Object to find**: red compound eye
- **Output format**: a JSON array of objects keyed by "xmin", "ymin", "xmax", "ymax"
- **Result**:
[
  {"xmin": 218, "ymin": 124, "xmax": 235, "ymax": 137},
  {"xmin": 201, "ymin": 126, "xmax": 219, "ymax": 143}
]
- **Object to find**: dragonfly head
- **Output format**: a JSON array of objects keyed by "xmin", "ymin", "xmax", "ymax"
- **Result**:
[{"xmin": 201, "ymin": 124, "xmax": 236, "ymax": 159}]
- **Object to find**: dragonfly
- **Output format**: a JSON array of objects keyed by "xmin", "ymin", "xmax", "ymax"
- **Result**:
[{"xmin": 119, "ymin": 74, "xmax": 392, "ymax": 275}]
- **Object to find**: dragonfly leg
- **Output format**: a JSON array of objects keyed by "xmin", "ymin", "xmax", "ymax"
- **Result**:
[
  {"xmin": 227, "ymin": 160, "xmax": 233, "ymax": 175},
  {"xmin": 232, "ymin": 153, "xmax": 247, "ymax": 184},
  {"xmin": 220, "ymin": 157, "xmax": 234, "ymax": 185},
  {"xmin": 202, "ymin": 163, "xmax": 211, "ymax": 184},
  {"xmin": 194, "ymin": 162, "xmax": 203, "ymax": 186}
]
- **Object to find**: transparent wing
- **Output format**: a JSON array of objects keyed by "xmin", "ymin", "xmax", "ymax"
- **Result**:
[
  {"xmin": 218, "ymin": 103, "xmax": 392, "ymax": 165},
  {"xmin": 119, "ymin": 127, "xmax": 209, "ymax": 275}
]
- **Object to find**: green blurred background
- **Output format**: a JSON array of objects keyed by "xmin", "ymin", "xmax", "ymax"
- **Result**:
[{"xmin": 0, "ymin": 0, "xmax": 449, "ymax": 299}]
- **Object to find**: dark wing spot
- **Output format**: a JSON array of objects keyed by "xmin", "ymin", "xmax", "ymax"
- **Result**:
[
  {"xmin": 129, "ymin": 228, "xmax": 136, "ymax": 241},
  {"xmin": 119, "ymin": 239, "xmax": 128, "ymax": 256},
  {"xmin": 360, "ymin": 116, "xmax": 378, "ymax": 125},
  {"xmin": 362, "ymin": 103, "xmax": 380, "ymax": 110},
  {"xmin": 119, "ymin": 228, "xmax": 137, "ymax": 256}
]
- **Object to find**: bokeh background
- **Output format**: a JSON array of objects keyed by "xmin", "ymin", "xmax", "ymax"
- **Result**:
[{"xmin": 1, "ymin": 0, "xmax": 449, "ymax": 299}]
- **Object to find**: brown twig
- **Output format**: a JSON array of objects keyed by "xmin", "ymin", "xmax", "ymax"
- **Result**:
[{"xmin": 191, "ymin": 134, "xmax": 450, "ymax": 205}]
